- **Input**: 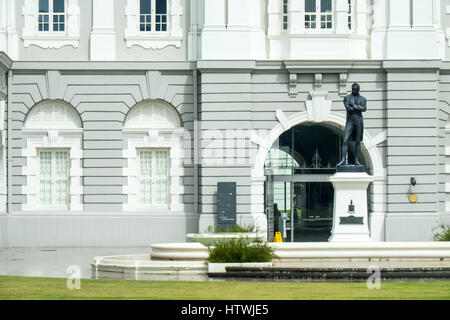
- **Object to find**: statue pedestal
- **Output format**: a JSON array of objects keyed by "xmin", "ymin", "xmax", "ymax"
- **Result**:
[{"xmin": 329, "ymin": 172, "xmax": 374, "ymax": 242}]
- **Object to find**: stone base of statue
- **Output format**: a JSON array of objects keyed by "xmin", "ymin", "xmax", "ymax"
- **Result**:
[
  {"xmin": 336, "ymin": 164, "xmax": 366, "ymax": 173},
  {"xmin": 328, "ymin": 169, "xmax": 374, "ymax": 242}
]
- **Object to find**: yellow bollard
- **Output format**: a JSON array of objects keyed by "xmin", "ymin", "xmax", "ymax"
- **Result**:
[{"xmin": 274, "ymin": 232, "xmax": 283, "ymax": 243}]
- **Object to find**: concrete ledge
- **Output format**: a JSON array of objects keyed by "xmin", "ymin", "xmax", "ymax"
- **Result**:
[
  {"xmin": 271, "ymin": 242, "xmax": 450, "ymax": 260},
  {"xmin": 91, "ymin": 254, "xmax": 208, "ymax": 280},
  {"xmin": 150, "ymin": 242, "xmax": 450, "ymax": 261},
  {"xmin": 151, "ymin": 242, "xmax": 209, "ymax": 260}
]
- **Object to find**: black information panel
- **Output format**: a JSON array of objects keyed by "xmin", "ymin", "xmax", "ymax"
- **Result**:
[{"xmin": 217, "ymin": 182, "xmax": 236, "ymax": 230}]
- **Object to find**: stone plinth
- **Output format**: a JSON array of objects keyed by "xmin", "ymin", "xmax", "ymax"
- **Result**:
[{"xmin": 329, "ymin": 172, "xmax": 374, "ymax": 242}]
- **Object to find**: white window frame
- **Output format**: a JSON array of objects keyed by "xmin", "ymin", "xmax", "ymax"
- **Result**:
[
  {"xmin": 22, "ymin": 100, "xmax": 83, "ymax": 212},
  {"xmin": 305, "ymin": 0, "xmax": 334, "ymax": 32},
  {"xmin": 137, "ymin": 148, "xmax": 170, "ymax": 208},
  {"xmin": 22, "ymin": 0, "xmax": 80, "ymax": 48},
  {"xmin": 38, "ymin": 0, "xmax": 66, "ymax": 33},
  {"xmin": 37, "ymin": 148, "xmax": 70, "ymax": 209},
  {"xmin": 22, "ymin": 131, "xmax": 83, "ymax": 212},
  {"xmin": 123, "ymin": 100, "xmax": 184, "ymax": 212},
  {"xmin": 125, "ymin": 0, "xmax": 183, "ymax": 49},
  {"xmin": 138, "ymin": 0, "xmax": 168, "ymax": 33},
  {"xmin": 123, "ymin": 131, "xmax": 184, "ymax": 212}
]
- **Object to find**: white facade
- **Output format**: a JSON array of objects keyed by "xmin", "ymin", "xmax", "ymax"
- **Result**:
[{"xmin": 0, "ymin": 1, "xmax": 450, "ymax": 246}]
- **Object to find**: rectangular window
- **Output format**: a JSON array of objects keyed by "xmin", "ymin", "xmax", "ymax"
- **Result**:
[
  {"xmin": 38, "ymin": 149, "xmax": 70, "ymax": 208},
  {"xmin": 282, "ymin": 0, "xmax": 288, "ymax": 31},
  {"xmin": 139, "ymin": 0, "xmax": 168, "ymax": 32},
  {"xmin": 305, "ymin": 0, "xmax": 332, "ymax": 30},
  {"xmin": 39, "ymin": 0, "xmax": 65, "ymax": 32},
  {"xmin": 138, "ymin": 149, "xmax": 170, "ymax": 206}
]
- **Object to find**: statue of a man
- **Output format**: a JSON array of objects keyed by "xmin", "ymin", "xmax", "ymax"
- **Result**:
[{"xmin": 337, "ymin": 83, "xmax": 366, "ymax": 166}]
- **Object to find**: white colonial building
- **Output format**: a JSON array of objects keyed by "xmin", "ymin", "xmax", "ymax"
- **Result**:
[{"xmin": 0, "ymin": 0, "xmax": 449, "ymax": 246}]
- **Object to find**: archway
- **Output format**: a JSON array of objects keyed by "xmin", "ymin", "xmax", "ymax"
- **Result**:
[
  {"xmin": 264, "ymin": 122, "xmax": 372, "ymax": 242},
  {"xmin": 252, "ymin": 109, "xmax": 385, "ymax": 242}
]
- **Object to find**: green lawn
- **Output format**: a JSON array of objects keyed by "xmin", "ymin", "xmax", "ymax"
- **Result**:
[{"xmin": 0, "ymin": 276, "xmax": 449, "ymax": 300}]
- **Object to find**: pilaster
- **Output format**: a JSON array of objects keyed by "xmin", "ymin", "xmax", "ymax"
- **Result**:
[{"xmin": 90, "ymin": 0, "xmax": 116, "ymax": 61}]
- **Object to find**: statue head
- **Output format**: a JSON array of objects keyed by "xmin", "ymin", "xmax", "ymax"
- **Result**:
[{"xmin": 351, "ymin": 83, "xmax": 360, "ymax": 96}]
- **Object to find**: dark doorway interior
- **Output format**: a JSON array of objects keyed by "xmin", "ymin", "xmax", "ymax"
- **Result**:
[{"xmin": 265, "ymin": 123, "xmax": 367, "ymax": 242}]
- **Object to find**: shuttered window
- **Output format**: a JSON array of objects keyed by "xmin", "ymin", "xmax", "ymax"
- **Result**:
[
  {"xmin": 39, "ymin": 149, "xmax": 70, "ymax": 208},
  {"xmin": 138, "ymin": 149, "xmax": 170, "ymax": 206}
]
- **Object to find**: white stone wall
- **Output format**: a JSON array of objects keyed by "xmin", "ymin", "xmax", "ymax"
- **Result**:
[{"xmin": 0, "ymin": 0, "xmax": 449, "ymax": 61}]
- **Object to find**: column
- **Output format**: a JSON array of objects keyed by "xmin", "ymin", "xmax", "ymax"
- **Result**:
[
  {"xmin": 0, "ymin": 0, "xmax": 19, "ymax": 60},
  {"xmin": 370, "ymin": 0, "xmax": 387, "ymax": 59},
  {"xmin": 388, "ymin": 0, "xmax": 410, "ymax": 28},
  {"xmin": 413, "ymin": 0, "xmax": 433, "ymax": 28},
  {"xmin": 203, "ymin": 0, "xmax": 226, "ymax": 29},
  {"xmin": 90, "ymin": 0, "xmax": 116, "ymax": 60}
]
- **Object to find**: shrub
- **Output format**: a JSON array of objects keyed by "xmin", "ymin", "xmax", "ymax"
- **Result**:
[
  {"xmin": 207, "ymin": 238, "xmax": 275, "ymax": 263},
  {"xmin": 433, "ymin": 224, "xmax": 450, "ymax": 241},
  {"xmin": 206, "ymin": 224, "xmax": 256, "ymax": 233}
]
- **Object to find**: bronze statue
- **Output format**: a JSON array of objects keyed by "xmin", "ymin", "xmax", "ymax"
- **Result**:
[{"xmin": 337, "ymin": 83, "xmax": 366, "ymax": 167}]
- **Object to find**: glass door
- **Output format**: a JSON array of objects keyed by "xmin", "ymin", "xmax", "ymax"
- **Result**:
[{"xmin": 264, "ymin": 168, "xmax": 275, "ymax": 241}]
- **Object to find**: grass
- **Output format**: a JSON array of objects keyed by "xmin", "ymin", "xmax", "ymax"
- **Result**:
[{"xmin": 0, "ymin": 276, "xmax": 449, "ymax": 300}]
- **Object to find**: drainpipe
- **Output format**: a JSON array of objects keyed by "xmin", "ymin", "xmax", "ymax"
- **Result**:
[
  {"xmin": 193, "ymin": 68, "xmax": 199, "ymax": 215},
  {"xmin": 191, "ymin": 0, "xmax": 200, "ymax": 217},
  {"xmin": 7, "ymin": 69, "xmax": 12, "ymax": 215}
]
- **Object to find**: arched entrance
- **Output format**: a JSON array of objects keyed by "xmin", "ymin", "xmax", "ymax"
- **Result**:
[{"xmin": 264, "ymin": 122, "xmax": 369, "ymax": 242}]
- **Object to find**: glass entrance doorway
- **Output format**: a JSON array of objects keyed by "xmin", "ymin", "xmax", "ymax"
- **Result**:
[
  {"xmin": 272, "ymin": 179, "xmax": 333, "ymax": 242},
  {"xmin": 264, "ymin": 123, "xmax": 367, "ymax": 242}
]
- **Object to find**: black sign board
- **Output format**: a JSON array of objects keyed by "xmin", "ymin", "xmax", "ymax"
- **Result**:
[
  {"xmin": 217, "ymin": 182, "xmax": 236, "ymax": 230},
  {"xmin": 339, "ymin": 216, "xmax": 364, "ymax": 225}
]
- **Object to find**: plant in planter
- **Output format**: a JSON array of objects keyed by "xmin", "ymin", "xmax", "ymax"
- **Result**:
[
  {"xmin": 186, "ymin": 224, "xmax": 263, "ymax": 247},
  {"xmin": 206, "ymin": 224, "xmax": 256, "ymax": 233},
  {"xmin": 207, "ymin": 238, "xmax": 275, "ymax": 263},
  {"xmin": 433, "ymin": 224, "xmax": 450, "ymax": 241}
]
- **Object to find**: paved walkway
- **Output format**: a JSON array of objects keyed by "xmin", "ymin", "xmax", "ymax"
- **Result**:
[
  {"xmin": 0, "ymin": 247, "xmax": 151, "ymax": 279},
  {"xmin": 1, "ymin": 247, "xmax": 449, "ymax": 280}
]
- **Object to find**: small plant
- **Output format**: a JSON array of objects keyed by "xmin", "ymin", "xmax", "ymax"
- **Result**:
[
  {"xmin": 433, "ymin": 224, "xmax": 450, "ymax": 241},
  {"xmin": 205, "ymin": 224, "xmax": 256, "ymax": 233},
  {"xmin": 207, "ymin": 238, "xmax": 275, "ymax": 263}
]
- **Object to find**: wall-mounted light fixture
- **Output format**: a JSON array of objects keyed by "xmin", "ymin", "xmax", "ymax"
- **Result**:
[{"xmin": 408, "ymin": 177, "xmax": 417, "ymax": 203}]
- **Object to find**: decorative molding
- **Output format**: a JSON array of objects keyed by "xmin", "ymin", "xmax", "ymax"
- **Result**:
[
  {"xmin": 22, "ymin": 0, "xmax": 80, "ymax": 49},
  {"xmin": 288, "ymin": 73, "xmax": 298, "ymax": 97},
  {"xmin": 305, "ymin": 91, "xmax": 332, "ymax": 122},
  {"xmin": 124, "ymin": 0, "xmax": 183, "ymax": 50},
  {"xmin": 364, "ymin": 131, "xmax": 387, "ymax": 150},
  {"xmin": 122, "ymin": 130, "xmax": 184, "ymax": 212},
  {"xmin": 275, "ymin": 110, "xmax": 289, "ymax": 130},
  {"xmin": 314, "ymin": 73, "xmax": 322, "ymax": 89},
  {"xmin": 21, "ymin": 131, "xmax": 83, "ymax": 211},
  {"xmin": 339, "ymin": 72, "xmax": 348, "ymax": 97}
]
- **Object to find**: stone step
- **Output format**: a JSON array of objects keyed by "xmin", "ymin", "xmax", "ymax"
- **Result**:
[{"xmin": 207, "ymin": 267, "xmax": 450, "ymax": 281}]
